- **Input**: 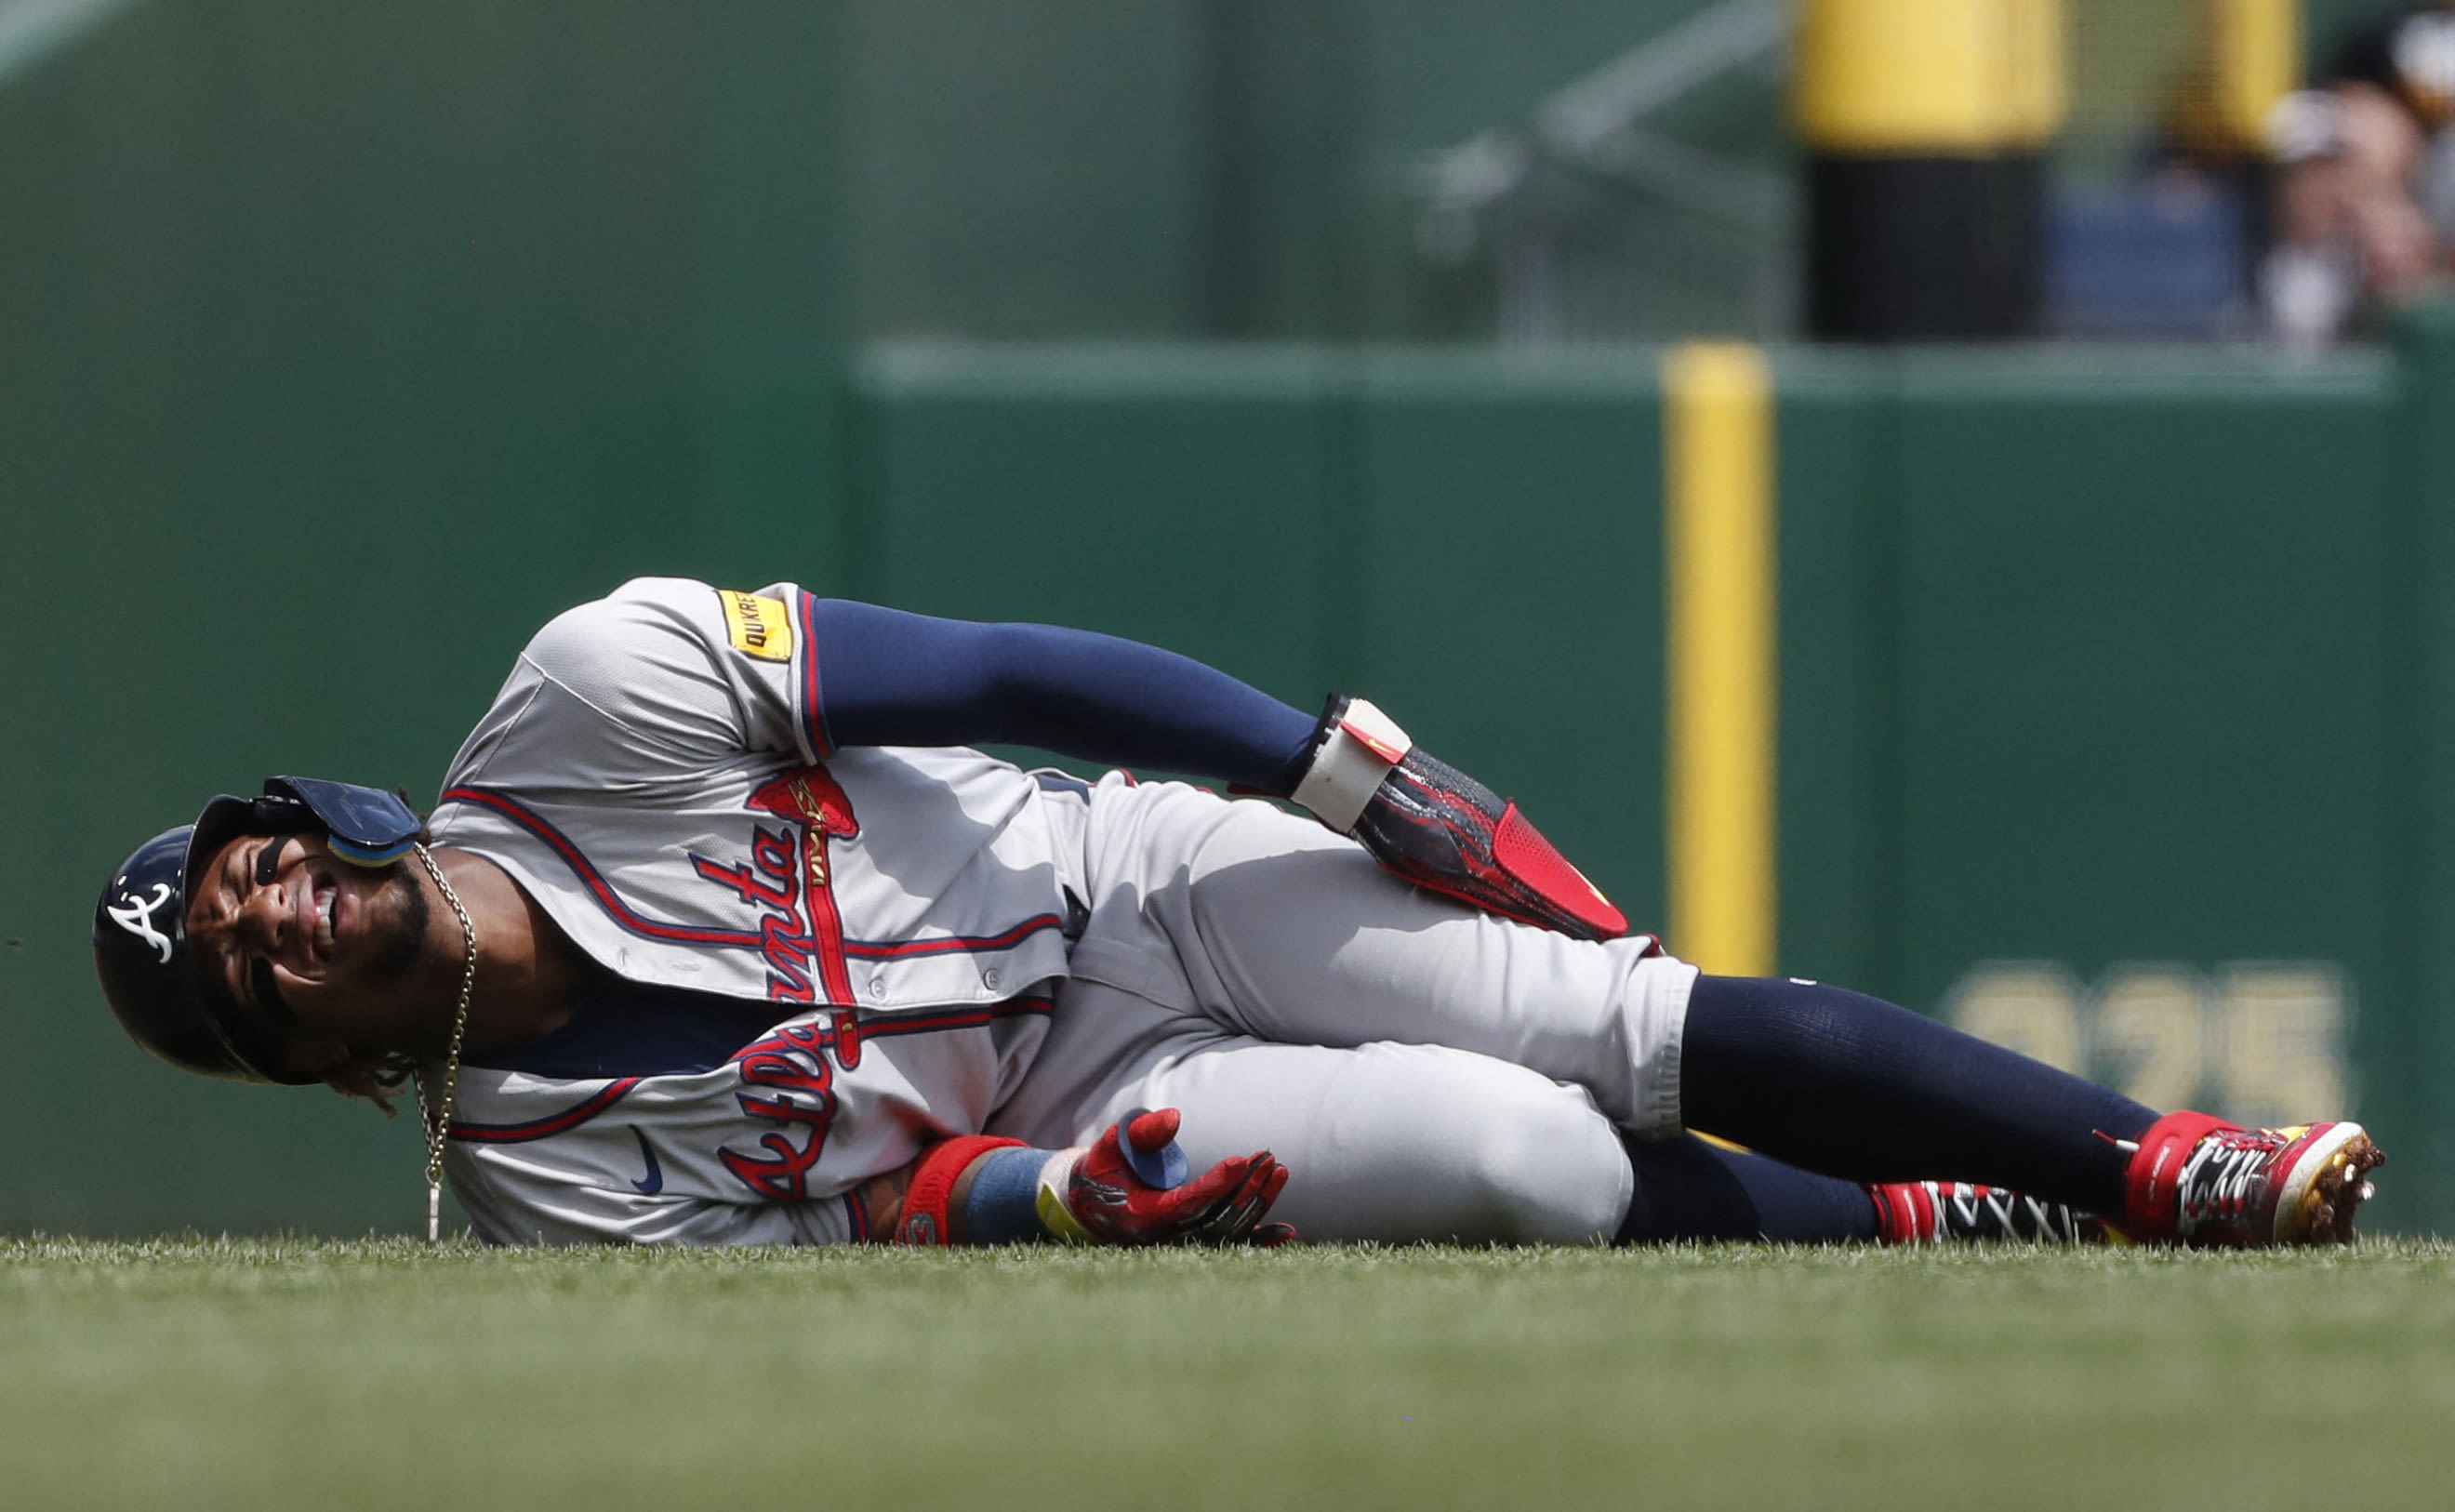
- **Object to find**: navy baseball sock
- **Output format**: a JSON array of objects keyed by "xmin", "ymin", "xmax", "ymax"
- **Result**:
[
  {"xmin": 1614, "ymin": 1133, "xmax": 1878, "ymax": 1243},
  {"xmin": 1679, "ymin": 975, "xmax": 2155, "ymax": 1218}
]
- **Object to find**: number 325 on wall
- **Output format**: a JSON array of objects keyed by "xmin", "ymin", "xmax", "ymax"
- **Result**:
[{"xmin": 1945, "ymin": 962, "xmax": 2350, "ymax": 1130}]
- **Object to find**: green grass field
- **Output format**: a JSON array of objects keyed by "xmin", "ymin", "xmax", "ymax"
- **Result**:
[{"xmin": 5, "ymin": 1238, "xmax": 2452, "ymax": 1511}]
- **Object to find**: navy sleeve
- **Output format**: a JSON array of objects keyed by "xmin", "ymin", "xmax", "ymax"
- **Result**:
[{"xmin": 807, "ymin": 599, "xmax": 1319, "ymax": 794}]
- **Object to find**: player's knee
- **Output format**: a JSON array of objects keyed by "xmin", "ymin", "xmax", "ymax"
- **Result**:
[
  {"xmin": 1251, "ymin": 1046, "xmax": 1634, "ymax": 1245},
  {"xmin": 1453, "ymin": 1094, "xmax": 1631, "ymax": 1244}
]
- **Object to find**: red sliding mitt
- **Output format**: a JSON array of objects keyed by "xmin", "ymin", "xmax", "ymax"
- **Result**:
[{"xmin": 1290, "ymin": 695, "xmax": 1627, "ymax": 941}]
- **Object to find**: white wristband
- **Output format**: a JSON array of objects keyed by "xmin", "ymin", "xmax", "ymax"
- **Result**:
[{"xmin": 1290, "ymin": 697, "xmax": 1413, "ymax": 834}]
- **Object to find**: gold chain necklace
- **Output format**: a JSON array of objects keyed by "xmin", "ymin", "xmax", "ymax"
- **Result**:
[{"xmin": 410, "ymin": 842, "xmax": 477, "ymax": 1244}]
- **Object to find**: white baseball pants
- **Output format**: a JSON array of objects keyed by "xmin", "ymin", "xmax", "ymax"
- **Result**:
[{"xmin": 988, "ymin": 776, "xmax": 1694, "ymax": 1243}]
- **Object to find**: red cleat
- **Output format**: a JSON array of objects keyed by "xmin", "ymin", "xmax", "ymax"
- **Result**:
[{"xmin": 2120, "ymin": 1112, "xmax": 2384, "ymax": 1247}]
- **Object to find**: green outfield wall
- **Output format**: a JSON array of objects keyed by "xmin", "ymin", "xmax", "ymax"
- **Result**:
[
  {"xmin": 0, "ymin": 1, "xmax": 853, "ymax": 1236},
  {"xmin": 1777, "ymin": 344, "xmax": 2419, "ymax": 1223},
  {"xmin": 1, "ymin": 0, "xmax": 2447, "ymax": 1231},
  {"xmin": 17, "ymin": 322, "xmax": 2455, "ymax": 1234},
  {"xmin": 7, "ymin": 0, "xmax": 2448, "ymax": 1241}
]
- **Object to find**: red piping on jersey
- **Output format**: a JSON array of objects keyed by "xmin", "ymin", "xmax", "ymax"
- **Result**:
[
  {"xmin": 450, "ymin": 1077, "xmax": 644, "ymax": 1143},
  {"xmin": 843, "ymin": 915, "xmax": 1065, "ymax": 960},
  {"xmin": 723, "ymin": 996, "xmax": 1056, "ymax": 1066},
  {"xmin": 436, "ymin": 788, "xmax": 1072, "ymax": 961},
  {"xmin": 440, "ymin": 787, "xmax": 767, "ymax": 948}
]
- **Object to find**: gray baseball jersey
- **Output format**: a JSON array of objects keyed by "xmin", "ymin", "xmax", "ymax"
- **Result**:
[{"xmin": 431, "ymin": 577, "xmax": 1082, "ymax": 1244}]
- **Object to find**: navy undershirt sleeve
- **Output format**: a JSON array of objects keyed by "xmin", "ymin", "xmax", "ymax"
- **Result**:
[{"xmin": 808, "ymin": 599, "xmax": 1319, "ymax": 794}]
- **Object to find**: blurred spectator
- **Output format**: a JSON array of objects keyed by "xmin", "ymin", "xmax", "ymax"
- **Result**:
[{"xmin": 2265, "ymin": 3, "xmax": 2455, "ymax": 348}]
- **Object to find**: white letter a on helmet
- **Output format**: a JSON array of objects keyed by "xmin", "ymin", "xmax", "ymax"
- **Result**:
[{"xmin": 107, "ymin": 882, "xmax": 176, "ymax": 964}]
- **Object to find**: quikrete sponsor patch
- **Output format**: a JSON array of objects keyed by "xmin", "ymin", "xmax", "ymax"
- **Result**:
[{"xmin": 719, "ymin": 590, "xmax": 793, "ymax": 663}]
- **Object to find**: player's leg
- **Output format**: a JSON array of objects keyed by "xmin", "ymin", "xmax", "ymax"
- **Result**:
[
  {"xmin": 1680, "ymin": 974, "xmax": 2151, "ymax": 1217},
  {"xmin": 1078, "ymin": 780, "xmax": 2379, "ymax": 1243},
  {"xmin": 999, "ymin": 971, "xmax": 1862, "ymax": 1244},
  {"xmin": 1617, "ymin": 1134, "xmax": 2102, "ymax": 1244},
  {"xmin": 1676, "ymin": 975, "xmax": 2385, "ymax": 1245},
  {"xmin": 1086, "ymin": 779, "xmax": 2154, "ymax": 1207},
  {"xmin": 993, "ymin": 975, "xmax": 2077, "ymax": 1246},
  {"xmin": 991, "ymin": 975, "xmax": 1634, "ymax": 1243},
  {"xmin": 1618, "ymin": 1134, "xmax": 1875, "ymax": 1242}
]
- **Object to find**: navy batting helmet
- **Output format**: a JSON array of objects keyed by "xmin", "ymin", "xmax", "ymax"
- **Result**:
[{"xmin": 93, "ymin": 777, "xmax": 425, "ymax": 1084}]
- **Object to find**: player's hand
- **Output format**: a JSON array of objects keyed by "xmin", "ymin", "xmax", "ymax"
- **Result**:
[{"xmin": 1058, "ymin": 1107, "xmax": 1294, "ymax": 1246}]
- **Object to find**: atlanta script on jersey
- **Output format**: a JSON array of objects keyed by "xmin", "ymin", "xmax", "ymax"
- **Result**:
[{"xmin": 430, "ymin": 578, "xmax": 1085, "ymax": 1244}]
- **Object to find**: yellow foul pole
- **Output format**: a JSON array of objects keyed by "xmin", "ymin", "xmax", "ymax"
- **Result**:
[{"xmin": 1664, "ymin": 341, "xmax": 1776, "ymax": 977}]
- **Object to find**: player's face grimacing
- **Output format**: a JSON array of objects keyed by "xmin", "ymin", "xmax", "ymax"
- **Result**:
[{"xmin": 184, "ymin": 831, "xmax": 437, "ymax": 1074}]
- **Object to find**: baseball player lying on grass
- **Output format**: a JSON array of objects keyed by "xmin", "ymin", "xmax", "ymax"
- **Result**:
[{"xmin": 97, "ymin": 578, "xmax": 2383, "ymax": 1250}]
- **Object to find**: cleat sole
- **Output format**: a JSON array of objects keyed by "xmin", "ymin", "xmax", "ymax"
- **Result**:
[{"xmin": 2274, "ymin": 1124, "xmax": 2384, "ymax": 1245}]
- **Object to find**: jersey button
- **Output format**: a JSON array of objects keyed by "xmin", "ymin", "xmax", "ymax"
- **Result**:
[
  {"xmin": 869, "ymin": 972, "xmax": 886, "ymax": 996},
  {"xmin": 983, "ymin": 969, "xmax": 1002, "ymax": 990}
]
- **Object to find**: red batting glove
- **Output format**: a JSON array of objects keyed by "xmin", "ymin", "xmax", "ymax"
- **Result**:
[{"xmin": 1058, "ymin": 1108, "xmax": 1294, "ymax": 1247}]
